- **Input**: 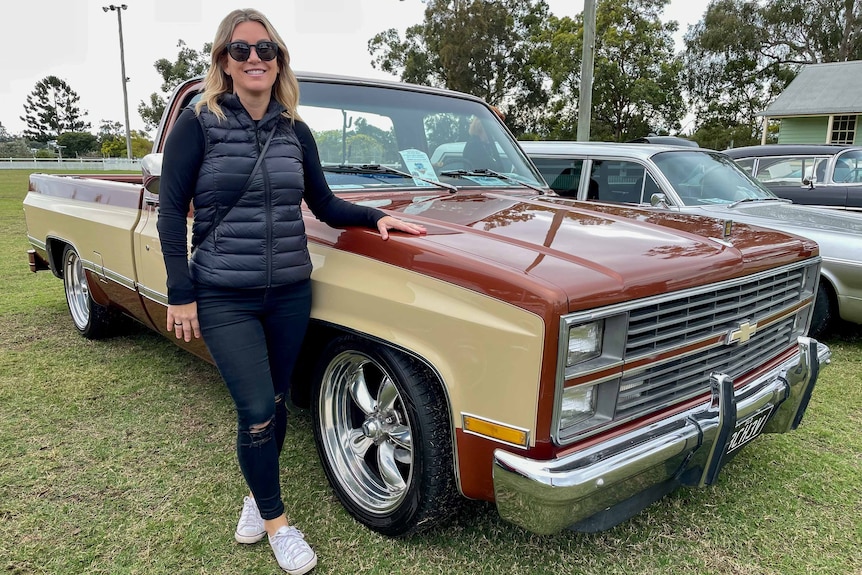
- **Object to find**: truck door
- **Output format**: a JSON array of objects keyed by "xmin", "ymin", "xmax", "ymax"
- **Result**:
[{"xmin": 133, "ymin": 187, "xmax": 210, "ymax": 359}]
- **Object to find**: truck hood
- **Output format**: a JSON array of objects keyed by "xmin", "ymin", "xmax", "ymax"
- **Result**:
[{"xmin": 376, "ymin": 191, "xmax": 816, "ymax": 310}]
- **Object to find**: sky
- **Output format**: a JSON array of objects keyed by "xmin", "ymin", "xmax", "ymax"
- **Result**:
[{"xmin": 0, "ymin": 0, "xmax": 712, "ymax": 136}]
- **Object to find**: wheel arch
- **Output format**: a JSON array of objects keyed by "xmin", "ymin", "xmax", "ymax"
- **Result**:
[
  {"xmin": 292, "ymin": 320, "xmax": 464, "ymax": 495},
  {"xmin": 819, "ymin": 265, "xmax": 858, "ymax": 324},
  {"xmin": 45, "ymin": 236, "xmax": 74, "ymax": 279}
]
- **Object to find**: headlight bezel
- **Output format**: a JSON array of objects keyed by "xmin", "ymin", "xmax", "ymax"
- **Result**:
[{"xmin": 553, "ymin": 312, "xmax": 627, "ymax": 444}]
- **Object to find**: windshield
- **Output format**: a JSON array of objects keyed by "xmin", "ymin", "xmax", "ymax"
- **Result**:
[
  {"xmin": 651, "ymin": 150, "xmax": 778, "ymax": 206},
  {"xmin": 296, "ymin": 80, "xmax": 545, "ymax": 191}
]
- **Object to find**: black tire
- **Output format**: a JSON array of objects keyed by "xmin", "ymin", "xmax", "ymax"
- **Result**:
[
  {"xmin": 62, "ymin": 245, "xmax": 115, "ymax": 339},
  {"xmin": 310, "ymin": 335, "xmax": 457, "ymax": 536},
  {"xmin": 808, "ymin": 281, "xmax": 834, "ymax": 339}
]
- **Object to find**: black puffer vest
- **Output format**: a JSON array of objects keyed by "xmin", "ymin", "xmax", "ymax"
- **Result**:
[{"xmin": 189, "ymin": 95, "xmax": 312, "ymax": 289}]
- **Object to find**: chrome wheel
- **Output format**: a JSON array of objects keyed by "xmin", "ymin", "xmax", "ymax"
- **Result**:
[
  {"xmin": 63, "ymin": 247, "xmax": 91, "ymax": 332},
  {"xmin": 61, "ymin": 245, "xmax": 114, "ymax": 339},
  {"xmin": 318, "ymin": 350, "xmax": 413, "ymax": 513},
  {"xmin": 311, "ymin": 335, "xmax": 456, "ymax": 536}
]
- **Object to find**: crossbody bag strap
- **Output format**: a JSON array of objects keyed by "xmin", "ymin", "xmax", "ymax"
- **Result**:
[{"xmin": 192, "ymin": 124, "xmax": 277, "ymax": 250}]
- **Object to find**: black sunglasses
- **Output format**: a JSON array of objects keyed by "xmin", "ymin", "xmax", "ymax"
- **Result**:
[{"xmin": 225, "ymin": 40, "xmax": 279, "ymax": 62}]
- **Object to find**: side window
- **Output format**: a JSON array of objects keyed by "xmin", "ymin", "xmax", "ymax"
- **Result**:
[
  {"xmin": 734, "ymin": 158, "xmax": 755, "ymax": 175},
  {"xmin": 642, "ymin": 174, "xmax": 661, "ymax": 202},
  {"xmin": 531, "ymin": 157, "xmax": 584, "ymax": 197},
  {"xmin": 753, "ymin": 156, "xmax": 829, "ymax": 186},
  {"xmin": 590, "ymin": 160, "xmax": 648, "ymax": 204}
]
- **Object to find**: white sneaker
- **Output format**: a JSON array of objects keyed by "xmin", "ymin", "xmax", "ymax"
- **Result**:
[
  {"xmin": 268, "ymin": 525, "xmax": 318, "ymax": 574},
  {"xmin": 234, "ymin": 496, "xmax": 266, "ymax": 544}
]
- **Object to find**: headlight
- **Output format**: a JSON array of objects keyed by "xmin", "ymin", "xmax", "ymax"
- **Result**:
[
  {"xmin": 567, "ymin": 321, "xmax": 603, "ymax": 366},
  {"xmin": 560, "ymin": 384, "xmax": 597, "ymax": 428}
]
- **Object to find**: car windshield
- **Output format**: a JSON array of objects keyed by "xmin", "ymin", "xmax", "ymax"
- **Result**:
[
  {"xmin": 296, "ymin": 80, "xmax": 546, "ymax": 191},
  {"xmin": 651, "ymin": 150, "xmax": 778, "ymax": 206}
]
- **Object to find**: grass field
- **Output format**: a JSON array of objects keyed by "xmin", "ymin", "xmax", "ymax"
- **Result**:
[{"xmin": 1, "ymin": 168, "xmax": 860, "ymax": 574}]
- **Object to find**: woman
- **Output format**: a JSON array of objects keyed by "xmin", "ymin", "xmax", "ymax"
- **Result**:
[{"xmin": 157, "ymin": 9, "xmax": 425, "ymax": 574}]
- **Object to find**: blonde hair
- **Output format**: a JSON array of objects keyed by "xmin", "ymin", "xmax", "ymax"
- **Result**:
[{"xmin": 195, "ymin": 8, "xmax": 300, "ymax": 122}]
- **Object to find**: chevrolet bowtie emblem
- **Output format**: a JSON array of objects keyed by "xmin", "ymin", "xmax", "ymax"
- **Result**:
[{"xmin": 727, "ymin": 321, "xmax": 758, "ymax": 345}]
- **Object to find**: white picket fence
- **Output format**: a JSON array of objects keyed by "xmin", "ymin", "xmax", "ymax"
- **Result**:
[{"xmin": 0, "ymin": 157, "xmax": 140, "ymax": 170}]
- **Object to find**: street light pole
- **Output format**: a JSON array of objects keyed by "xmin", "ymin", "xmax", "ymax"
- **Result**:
[{"xmin": 103, "ymin": 4, "xmax": 133, "ymax": 160}]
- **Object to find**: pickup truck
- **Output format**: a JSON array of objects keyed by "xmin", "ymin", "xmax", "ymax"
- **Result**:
[{"xmin": 24, "ymin": 74, "xmax": 831, "ymax": 537}]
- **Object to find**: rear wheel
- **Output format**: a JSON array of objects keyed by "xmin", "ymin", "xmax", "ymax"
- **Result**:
[
  {"xmin": 311, "ymin": 335, "xmax": 456, "ymax": 536},
  {"xmin": 62, "ymin": 245, "xmax": 115, "ymax": 339},
  {"xmin": 808, "ymin": 281, "xmax": 834, "ymax": 339}
]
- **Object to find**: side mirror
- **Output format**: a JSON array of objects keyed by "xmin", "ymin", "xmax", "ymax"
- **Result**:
[
  {"xmin": 650, "ymin": 192, "xmax": 670, "ymax": 208},
  {"xmin": 141, "ymin": 153, "xmax": 163, "ymax": 195}
]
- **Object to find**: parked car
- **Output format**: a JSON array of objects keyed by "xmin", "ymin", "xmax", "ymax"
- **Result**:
[
  {"xmin": 628, "ymin": 135, "xmax": 699, "ymax": 147},
  {"xmin": 22, "ymin": 75, "xmax": 833, "ymax": 537},
  {"xmin": 724, "ymin": 144, "xmax": 862, "ymax": 211},
  {"xmin": 521, "ymin": 140, "xmax": 862, "ymax": 338}
]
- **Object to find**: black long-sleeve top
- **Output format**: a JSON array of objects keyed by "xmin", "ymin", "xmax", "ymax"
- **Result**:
[{"xmin": 158, "ymin": 107, "xmax": 385, "ymax": 305}]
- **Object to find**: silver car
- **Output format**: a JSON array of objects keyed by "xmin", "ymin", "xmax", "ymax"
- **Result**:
[{"xmin": 520, "ymin": 140, "xmax": 862, "ymax": 337}]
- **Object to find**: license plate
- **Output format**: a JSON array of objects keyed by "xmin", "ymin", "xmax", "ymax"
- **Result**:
[{"xmin": 726, "ymin": 406, "xmax": 774, "ymax": 455}]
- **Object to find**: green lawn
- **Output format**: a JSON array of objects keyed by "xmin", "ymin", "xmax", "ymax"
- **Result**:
[{"xmin": 1, "ymin": 169, "xmax": 860, "ymax": 574}]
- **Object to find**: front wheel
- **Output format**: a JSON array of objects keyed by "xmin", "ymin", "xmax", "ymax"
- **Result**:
[
  {"xmin": 62, "ymin": 245, "xmax": 115, "ymax": 339},
  {"xmin": 311, "ymin": 336, "xmax": 456, "ymax": 536}
]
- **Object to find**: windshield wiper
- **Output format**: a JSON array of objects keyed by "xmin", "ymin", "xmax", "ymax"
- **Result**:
[
  {"xmin": 440, "ymin": 168, "xmax": 546, "ymax": 195},
  {"xmin": 728, "ymin": 196, "xmax": 791, "ymax": 208},
  {"xmin": 322, "ymin": 163, "xmax": 457, "ymax": 193}
]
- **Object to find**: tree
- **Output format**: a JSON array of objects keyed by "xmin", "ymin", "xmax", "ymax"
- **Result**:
[
  {"xmin": 57, "ymin": 132, "xmax": 98, "ymax": 158},
  {"xmin": 535, "ymin": 0, "xmax": 684, "ymax": 141},
  {"xmin": 683, "ymin": 0, "xmax": 862, "ymax": 142},
  {"xmin": 0, "ymin": 139, "xmax": 31, "ymax": 158},
  {"xmin": 590, "ymin": 0, "xmax": 684, "ymax": 141},
  {"xmin": 138, "ymin": 40, "xmax": 211, "ymax": 130},
  {"xmin": 98, "ymin": 120, "xmax": 124, "ymax": 157},
  {"xmin": 20, "ymin": 76, "xmax": 91, "ymax": 143},
  {"xmin": 130, "ymin": 131, "xmax": 154, "ymax": 158},
  {"xmin": 0, "ymin": 122, "xmax": 11, "ymax": 142},
  {"xmin": 97, "ymin": 120, "xmax": 150, "ymax": 157},
  {"xmin": 368, "ymin": 0, "xmax": 550, "ymax": 134}
]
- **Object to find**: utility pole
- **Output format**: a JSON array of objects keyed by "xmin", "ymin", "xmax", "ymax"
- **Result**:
[
  {"xmin": 577, "ymin": 0, "xmax": 597, "ymax": 142},
  {"xmin": 103, "ymin": 4, "xmax": 133, "ymax": 160}
]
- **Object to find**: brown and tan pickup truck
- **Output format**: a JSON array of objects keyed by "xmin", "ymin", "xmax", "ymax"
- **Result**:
[{"xmin": 23, "ymin": 74, "xmax": 831, "ymax": 536}]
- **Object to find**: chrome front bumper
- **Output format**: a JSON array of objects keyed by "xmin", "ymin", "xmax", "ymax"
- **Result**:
[{"xmin": 493, "ymin": 337, "xmax": 831, "ymax": 535}]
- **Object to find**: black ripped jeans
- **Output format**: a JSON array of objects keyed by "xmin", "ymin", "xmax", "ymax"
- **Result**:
[{"xmin": 196, "ymin": 280, "xmax": 312, "ymax": 520}]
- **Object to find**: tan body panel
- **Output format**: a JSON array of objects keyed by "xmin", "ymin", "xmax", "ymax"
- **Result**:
[
  {"xmin": 24, "ymin": 191, "xmax": 141, "ymax": 288},
  {"xmin": 308, "ymin": 244, "xmax": 545, "ymax": 440}
]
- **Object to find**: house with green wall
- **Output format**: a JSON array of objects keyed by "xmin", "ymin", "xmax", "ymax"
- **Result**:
[{"xmin": 760, "ymin": 60, "xmax": 862, "ymax": 145}]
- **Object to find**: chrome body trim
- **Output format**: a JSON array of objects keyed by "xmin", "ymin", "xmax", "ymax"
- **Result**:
[
  {"xmin": 27, "ymin": 236, "xmax": 47, "ymax": 251},
  {"xmin": 80, "ymin": 259, "xmax": 136, "ymax": 290},
  {"xmin": 493, "ymin": 337, "xmax": 830, "ymax": 535},
  {"xmin": 137, "ymin": 284, "xmax": 168, "ymax": 305}
]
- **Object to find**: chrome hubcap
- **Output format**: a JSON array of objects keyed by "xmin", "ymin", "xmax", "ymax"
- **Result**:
[
  {"xmin": 63, "ymin": 250, "xmax": 90, "ymax": 330},
  {"xmin": 319, "ymin": 351, "xmax": 413, "ymax": 514}
]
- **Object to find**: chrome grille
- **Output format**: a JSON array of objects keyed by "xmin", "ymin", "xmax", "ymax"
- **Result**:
[
  {"xmin": 617, "ymin": 316, "xmax": 794, "ymax": 417},
  {"xmin": 626, "ymin": 267, "xmax": 805, "ymax": 358},
  {"xmin": 617, "ymin": 265, "xmax": 809, "ymax": 419}
]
